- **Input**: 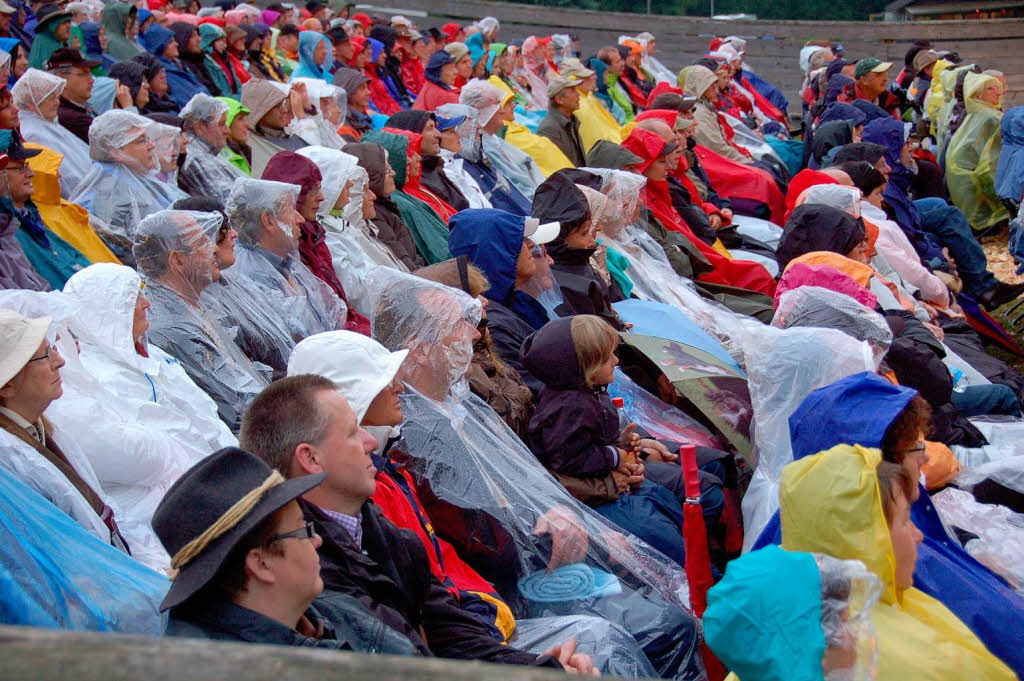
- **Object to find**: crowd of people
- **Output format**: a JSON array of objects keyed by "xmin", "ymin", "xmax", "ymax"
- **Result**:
[{"xmin": 2, "ymin": 2, "xmax": 1024, "ymax": 678}]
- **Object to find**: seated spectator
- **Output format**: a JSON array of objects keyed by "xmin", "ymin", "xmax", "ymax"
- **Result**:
[
  {"xmin": 379, "ymin": 126, "xmax": 459, "ymax": 223},
  {"xmin": 76, "ymin": 21, "xmax": 117, "ymax": 76},
  {"xmin": 25, "ymin": 144, "xmax": 118, "ymax": 265},
  {"xmin": 494, "ymin": 83, "xmax": 574, "ymax": 180},
  {"xmin": 332, "ymin": 67, "xmax": 371, "ymax": 139},
  {"xmin": 852, "ymin": 57, "xmax": 899, "ymax": 116},
  {"xmin": 0, "ymin": 209, "xmax": 50, "ymax": 291},
  {"xmin": 434, "ymin": 103, "xmax": 493, "ymax": 209},
  {"xmin": 218, "ymin": 96, "xmax": 251, "ymax": 174},
  {"xmin": 260, "ymin": 150, "xmax": 371, "ymax": 332},
  {"xmin": 415, "ymin": 257, "xmax": 535, "ymax": 439},
  {"xmin": 53, "ymin": 263, "xmax": 235, "ymax": 570},
  {"xmin": 559, "ymin": 57, "xmax": 622, "ymax": 155},
  {"xmin": 413, "ymin": 50, "xmax": 459, "ymax": 111},
  {"xmin": 345, "ymin": 139, "xmax": 425, "ymax": 270},
  {"xmin": 240, "ymin": 371, "xmax": 599, "ymax": 673},
  {"xmin": 198, "ymin": 24, "xmax": 241, "ymax": 99},
  {"xmin": 131, "ymin": 53, "xmax": 180, "ymax": 115},
  {"xmin": 704, "ymin": 545, "xmax": 882, "ymax": 681},
  {"xmin": 0, "ymin": 307, "xmax": 128, "ymax": 549},
  {"xmin": 240, "ymin": 78, "xmax": 306, "ymax": 172},
  {"xmin": 46, "ymin": 47, "xmax": 102, "ymax": 145},
  {"xmin": 779, "ymin": 438, "xmax": 1015, "ymax": 678},
  {"xmin": 154, "ymin": 446, "xmax": 389, "ymax": 650},
  {"xmin": 0, "ymin": 130, "xmax": 90, "ymax": 289},
  {"xmin": 101, "ymin": 2, "xmax": 142, "ymax": 61},
  {"xmin": 144, "ymin": 23, "xmax": 211, "ymax": 111},
  {"xmin": 70, "ymin": 110, "xmax": 188, "ymax": 259},
  {"xmin": 537, "ymin": 75, "xmax": 585, "ymax": 167},
  {"xmin": 288, "ymin": 78, "xmax": 347, "ymax": 149},
  {"xmin": 12, "ymin": 68, "xmax": 91, "ymax": 197},
  {"xmin": 365, "ymin": 267, "xmax": 704, "ymax": 679},
  {"xmin": 289, "ymin": 30, "xmax": 330, "ymax": 81},
  {"xmin": 132, "ymin": 208, "xmax": 268, "ymax": 430},
  {"xmin": 386, "ymin": 109, "xmax": 470, "ymax": 212},
  {"xmin": 447, "ymin": 208, "xmax": 561, "ymax": 392},
  {"xmin": 107, "ymin": 61, "xmax": 152, "ymax": 113},
  {"xmin": 296, "ymin": 145, "xmax": 410, "ymax": 314},
  {"xmin": 27, "ymin": 3, "xmax": 72, "ymax": 70},
  {"xmin": 684, "ymin": 65, "xmax": 750, "ymax": 165},
  {"xmin": 178, "ymin": 93, "xmax": 246, "ymax": 202}
]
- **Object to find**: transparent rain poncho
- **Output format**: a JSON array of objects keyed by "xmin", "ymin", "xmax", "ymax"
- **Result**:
[
  {"xmin": 225, "ymin": 177, "xmax": 348, "ymax": 340},
  {"xmin": 70, "ymin": 111, "xmax": 188, "ymax": 255},
  {"xmin": 797, "ymin": 183, "xmax": 863, "ymax": 219},
  {"xmin": 0, "ymin": 290, "xmax": 118, "ymax": 545},
  {"xmin": 132, "ymin": 209, "xmax": 270, "ymax": 432},
  {"xmin": 296, "ymin": 146, "xmax": 408, "ymax": 317},
  {"xmin": 704, "ymin": 546, "xmax": 881, "ymax": 681},
  {"xmin": 178, "ymin": 93, "xmax": 246, "ymax": 204},
  {"xmin": 772, "ymin": 286, "xmax": 893, "ymax": 365},
  {"xmin": 12, "ymin": 68, "xmax": 91, "ymax": 199},
  {"xmin": 367, "ymin": 267, "xmax": 706, "ymax": 680},
  {"xmin": 147, "ymin": 121, "xmax": 183, "ymax": 186},
  {"xmin": 435, "ymin": 103, "xmax": 492, "ymax": 208},
  {"xmin": 290, "ymin": 78, "xmax": 348, "ymax": 150},
  {"xmin": 946, "ymin": 74, "xmax": 1009, "ymax": 231},
  {"xmin": 516, "ymin": 37, "xmax": 551, "ymax": 111},
  {"xmin": 58, "ymin": 263, "xmax": 237, "ymax": 573}
]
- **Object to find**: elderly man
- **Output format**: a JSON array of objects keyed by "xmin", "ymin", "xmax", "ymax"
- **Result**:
[
  {"xmin": 46, "ymin": 48, "xmax": 104, "ymax": 144},
  {"xmin": 239, "ymin": 372, "xmax": 596, "ymax": 672},
  {"xmin": 853, "ymin": 57, "xmax": 900, "ymax": 116},
  {"xmin": 177, "ymin": 94, "xmax": 246, "ymax": 203},
  {"xmin": 154, "ymin": 446, "xmax": 406, "ymax": 650},
  {"xmin": 537, "ymin": 75, "xmax": 586, "ymax": 167},
  {"xmin": 0, "ymin": 308, "xmax": 128, "ymax": 550},
  {"xmin": 133, "ymin": 209, "xmax": 268, "ymax": 431},
  {"xmin": 225, "ymin": 177, "xmax": 351, "ymax": 340}
]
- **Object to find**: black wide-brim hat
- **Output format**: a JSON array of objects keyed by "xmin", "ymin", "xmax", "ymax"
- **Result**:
[{"xmin": 152, "ymin": 447, "xmax": 325, "ymax": 611}]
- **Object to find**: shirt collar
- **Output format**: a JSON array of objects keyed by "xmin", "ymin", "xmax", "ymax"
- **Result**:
[
  {"xmin": 0, "ymin": 407, "xmax": 45, "ymax": 447},
  {"xmin": 320, "ymin": 507, "xmax": 363, "ymax": 548}
]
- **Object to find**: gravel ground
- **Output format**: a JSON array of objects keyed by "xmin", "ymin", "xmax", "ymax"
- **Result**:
[{"xmin": 978, "ymin": 227, "xmax": 1024, "ymax": 372}]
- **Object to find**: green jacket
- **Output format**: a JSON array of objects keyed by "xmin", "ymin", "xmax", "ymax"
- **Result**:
[{"xmin": 28, "ymin": 15, "xmax": 70, "ymax": 69}]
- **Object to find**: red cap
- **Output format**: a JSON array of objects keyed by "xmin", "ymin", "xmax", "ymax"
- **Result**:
[{"xmin": 611, "ymin": 397, "xmax": 624, "ymax": 408}]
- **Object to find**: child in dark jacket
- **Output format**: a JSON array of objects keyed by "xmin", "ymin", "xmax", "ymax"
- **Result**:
[{"xmin": 522, "ymin": 314, "xmax": 689, "ymax": 566}]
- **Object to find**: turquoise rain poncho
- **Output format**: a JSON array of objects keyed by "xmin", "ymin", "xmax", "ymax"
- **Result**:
[
  {"xmin": 946, "ymin": 73, "xmax": 1009, "ymax": 231},
  {"xmin": 362, "ymin": 130, "xmax": 451, "ymax": 264},
  {"xmin": 704, "ymin": 545, "xmax": 882, "ymax": 681},
  {"xmin": 290, "ymin": 30, "xmax": 331, "ymax": 82},
  {"xmin": 27, "ymin": 9, "xmax": 71, "ymax": 70}
]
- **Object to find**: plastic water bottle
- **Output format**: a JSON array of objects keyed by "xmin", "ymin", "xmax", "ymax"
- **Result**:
[
  {"xmin": 950, "ymin": 367, "xmax": 968, "ymax": 393},
  {"xmin": 611, "ymin": 397, "xmax": 638, "ymax": 467}
]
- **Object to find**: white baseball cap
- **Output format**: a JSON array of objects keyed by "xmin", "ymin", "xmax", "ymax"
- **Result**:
[{"xmin": 524, "ymin": 217, "xmax": 559, "ymax": 245}]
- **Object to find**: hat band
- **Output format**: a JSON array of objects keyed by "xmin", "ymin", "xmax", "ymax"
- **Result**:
[{"xmin": 168, "ymin": 470, "xmax": 285, "ymax": 579}]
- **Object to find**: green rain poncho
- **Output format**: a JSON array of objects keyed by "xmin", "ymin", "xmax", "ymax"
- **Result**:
[
  {"xmin": 27, "ymin": 11, "xmax": 70, "ymax": 69},
  {"xmin": 217, "ymin": 96, "xmax": 251, "ymax": 175},
  {"xmin": 101, "ymin": 3, "xmax": 142, "ymax": 61},
  {"xmin": 945, "ymin": 72, "xmax": 1009, "ymax": 231},
  {"xmin": 362, "ymin": 130, "xmax": 451, "ymax": 264}
]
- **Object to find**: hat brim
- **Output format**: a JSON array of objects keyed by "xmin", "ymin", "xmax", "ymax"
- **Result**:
[
  {"xmin": 351, "ymin": 347, "xmax": 409, "ymax": 423},
  {"xmin": 870, "ymin": 62, "xmax": 893, "ymax": 73},
  {"xmin": 8, "ymin": 146, "xmax": 43, "ymax": 161},
  {"xmin": 660, "ymin": 140, "xmax": 680, "ymax": 156},
  {"xmin": 159, "ymin": 471, "xmax": 327, "ymax": 612},
  {"xmin": 436, "ymin": 114, "xmax": 466, "ymax": 131},
  {"xmin": 0, "ymin": 314, "xmax": 50, "ymax": 388},
  {"xmin": 526, "ymin": 220, "xmax": 560, "ymax": 245}
]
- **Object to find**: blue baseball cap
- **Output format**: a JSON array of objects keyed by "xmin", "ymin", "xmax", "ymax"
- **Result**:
[{"xmin": 436, "ymin": 113, "xmax": 467, "ymax": 131}]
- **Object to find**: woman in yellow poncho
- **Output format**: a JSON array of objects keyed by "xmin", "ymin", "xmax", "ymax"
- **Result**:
[
  {"xmin": 488, "ymin": 78, "xmax": 573, "ymax": 176},
  {"xmin": 26, "ymin": 144, "xmax": 119, "ymax": 264},
  {"xmin": 945, "ymin": 72, "xmax": 1009, "ymax": 231},
  {"xmin": 780, "ymin": 443, "xmax": 1015, "ymax": 681},
  {"xmin": 559, "ymin": 57, "xmax": 623, "ymax": 155}
]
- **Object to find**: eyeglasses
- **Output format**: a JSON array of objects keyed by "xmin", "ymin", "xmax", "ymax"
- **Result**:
[
  {"xmin": 265, "ymin": 520, "xmax": 318, "ymax": 545},
  {"xmin": 27, "ymin": 343, "xmax": 59, "ymax": 364},
  {"xmin": 897, "ymin": 443, "xmax": 927, "ymax": 458}
]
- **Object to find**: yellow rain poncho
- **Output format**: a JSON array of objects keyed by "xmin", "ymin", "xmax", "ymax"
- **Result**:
[
  {"xmin": 26, "ymin": 144, "xmax": 119, "ymax": 265},
  {"xmin": 780, "ymin": 444, "xmax": 1015, "ymax": 681},
  {"xmin": 934, "ymin": 64, "xmax": 976, "ymax": 158},
  {"xmin": 487, "ymin": 84, "xmax": 573, "ymax": 177},
  {"xmin": 577, "ymin": 90, "xmax": 623, "ymax": 154},
  {"xmin": 926, "ymin": 59, "xmax": 953, "ymax": 132},
  {"xmin": 946, "ymin": 73, "xmax": 1008, "ymax": 231}
]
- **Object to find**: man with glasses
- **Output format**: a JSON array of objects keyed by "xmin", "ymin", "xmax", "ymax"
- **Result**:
[
  {"xmin": 0, "ymin": 128, "xmax": 90, "ymax": 289},
  {"xmin": 154, "ymin": 445, "xmax": 404, "ymax": 650},
  {"xmin": 46, "ymin": 48, "xmax": 104, "ymax": 144},
  {"xmin": 0, "ymin": 308, "xmax": 129, "ymax": 550}
]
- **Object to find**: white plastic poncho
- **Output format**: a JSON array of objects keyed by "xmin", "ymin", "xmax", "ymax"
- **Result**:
[
  {"xmin": 0, "ymin": 290, "xmax": 119, "ymax": 544},
  {"xmin": 435, "ymin": 103, "xmax": 492, "ymax": 209},
  {"xmin": 367, "ymin": 268, "xmax": 706, "ymax": 679},
  {"xmin": 132, "ymin": 209, "xmax": 269, "ymax": 431},
  {"xmin": 630, "ymin": 34, "xmax": 676, "ymax": 86},
  {"xmin": 12, "ymin": 69, "xmax": 92, "ymax": 199},
  {"xmin": 225, "ymin": 177, "xmax": 348, "ymax": 339},
  {"xmin": 290, "ymin": 78, "xmax": 348, "ymax": 150},
  {"xmin": 297, "ymin": 146, "xmax": 408, "ymax": 317},
  {"xmin": 178, "ymin": 94, "xmax": 246, "ymax": 203},
  {"xmin": 69, "ymin": 110, "xmax": 187, "ymax": 252},
  {"xmin": 147, "ymin": 120, "xmax": 182, "ymax": 186},
  {"xmin": 57, "ymin": 263, "xmax": 237, "ymax": 572}
]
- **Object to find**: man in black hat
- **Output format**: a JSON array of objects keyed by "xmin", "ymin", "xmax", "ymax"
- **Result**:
[
  {"xmin": 154, "ymin": 445, "xmax": 376, "ymax": 648},
  {"xmin": 46, "ymin": 47, "xmax": 108, "ymax": 144},
  {"xmin": 239, "ymin": 375, "xmax": 594, "ymax": 672},
  {"xmin": 325, "ymin": 25, "xmax": 351, "ymax": 71}
]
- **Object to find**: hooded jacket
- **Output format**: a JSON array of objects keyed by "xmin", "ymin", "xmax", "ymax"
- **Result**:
[
  {"xmin": 26, "ymin": 9, "xmax": 69, "ymax": 69},
  {"xmin": 172, "ymin": 22, "xmax": 220, "ymax": 100},
  {"xmin": 522, "ymin": 316, "xmax": 620, "ymax": 479},
  {"xmin": 290, "ymin": 31, "xmax": 331, "ymax": 82},
  {"xmin": 780, "ymin": 435, "xmax": 1016, "ymax": 680},
  {"xmin": 448, "ymin": 209, "xmax": 551, "ymax": 393},
  {"xmin": 345, "ymin": 141, "xmax": 425, "ymax": 270},
  {"xmin": 260, "ymin": 151, "xmax": 370, "ymax": 334},
  {"xmin": 102, "ymin": 3, "xmax": 143, "ymax": 61},
  {"xmin": 199, "ymin": 24, "xmax": 241, "ymax": 99},
  {"xmin": 0, "ymin": 212, "xmax": 49, "ymax": 291},
  {"xmin": 996, "ymin": 106, "xmax": 1024, "ymax": 202},
  {"xmin": 59, "ymin": 263, "xmax": 236, "ymax": 570},
  {"xmin": 145, "ymin": 25, "xmax": 211, "ymax": 110},
  {"xmin": 387, "ymin": 111, "xmax": 471, "ymax": 212},
  {"xmin": 777, "ymin": 204, "xmax": 867, "ymax": 271},
  {"xmin": 414, "ymin": 51, "xmax": 461, "ymax": 111}
]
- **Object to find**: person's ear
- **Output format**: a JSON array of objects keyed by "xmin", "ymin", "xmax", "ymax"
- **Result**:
[
  {"xmin": 166, "ymin": 250, "xmax": 188, "ymax": 275},
  {"xmin": 292, "ymin": 442, "xmax": 321, "ymax": 475},
  {"xmin": 244, "ymin": 546, "xmax": 277, "ymax": 586}
]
